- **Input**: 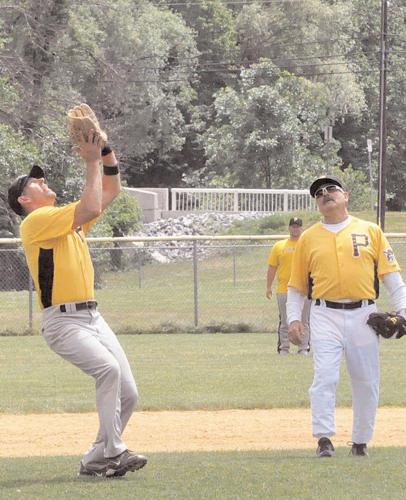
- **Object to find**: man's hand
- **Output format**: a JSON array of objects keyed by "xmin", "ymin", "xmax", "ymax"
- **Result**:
[
  {"xmin": 288, "ymin": 320, "xmax": 305, "ymax": 346},
  {"xmin": 76, "ymin": 130, "xmax": 104, "ymax": 164},
  {"xmin": 266, "ymin": 288, "xmax": 272, "ymax": 299}
]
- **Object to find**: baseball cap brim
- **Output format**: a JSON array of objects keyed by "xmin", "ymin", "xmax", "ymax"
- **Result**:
[
  {"xmin": 309, "ymin": 175, "xmax": 344, "ymax": 198},
  {"xmin": 8, "ymin": 165, "xmax": 45, "ymax": 216}
]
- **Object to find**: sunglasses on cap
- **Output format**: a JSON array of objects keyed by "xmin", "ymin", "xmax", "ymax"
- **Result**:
[{"xmin": 314, "ymin": 185, "xmax": 344, "ymax": 199}]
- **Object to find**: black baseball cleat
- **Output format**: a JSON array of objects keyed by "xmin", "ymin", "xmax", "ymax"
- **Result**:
[
  {"xmin": 316, "ymin": 437, "xmax": 335, "ymax": 457},
  {"xmin": 105, "ymin": 450, "xmax": 148, "ymax": 478},
  {"xmin": 350, "ymin": 443, "xmax": 368, "ymax": 457}
]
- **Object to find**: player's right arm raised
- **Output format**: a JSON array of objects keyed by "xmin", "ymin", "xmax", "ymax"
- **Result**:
[{"xmin": 73, "ymin": 130, "xmax": 104, "ymax": 229}]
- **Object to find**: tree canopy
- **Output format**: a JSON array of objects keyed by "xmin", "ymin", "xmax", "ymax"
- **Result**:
[{"xmin": 0, "ymin": 0, "xmax": 405, "ymax": 234}]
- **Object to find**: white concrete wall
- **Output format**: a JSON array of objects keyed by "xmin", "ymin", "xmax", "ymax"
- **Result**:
[
  {"xmin": 141, "ymin": 188, "xmax": 169, "ymax": 212},
  {"xmin": 124, "ymin": 187, "xmax": 161, "ymax": 223}
]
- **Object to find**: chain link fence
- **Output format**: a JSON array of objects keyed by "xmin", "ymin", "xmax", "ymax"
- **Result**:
[{"xmin": 1, "ymin": 236, "xmax": 406, "ymax": 335}]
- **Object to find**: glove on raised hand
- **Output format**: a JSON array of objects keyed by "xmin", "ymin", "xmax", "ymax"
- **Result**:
[{"xmin": 67, "ymin": 103, "xmax": 108, "ymax": 145}]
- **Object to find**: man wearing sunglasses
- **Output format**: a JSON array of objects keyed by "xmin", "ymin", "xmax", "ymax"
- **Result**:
[
  {"xmin": 286, "ymin": 175, "xmax": 406, "ymax": 458},
  {"xmin": 7, "ymin": 129, "xmax": 147, "ymax": 477}
]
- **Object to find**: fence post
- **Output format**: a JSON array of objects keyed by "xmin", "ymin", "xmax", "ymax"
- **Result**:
[
  {"xmin": 232, "ymin": 247, "xmax": 237, "ymax": 286},
  {"xmin": 193, "ymin": 240, "xmax": 199, "ymax": 326},
  {"xmin": 283, "ymin": 192, "xmax": 289, "ymax": 211},
  {"xmin": 171, "ymin": 189, "xmax": 177, "ymax": 212},
  {"xmin": 28, "ymin": 274, "xmax": 33, "ymax": 330},
  {"xmin": 234, "ymin": 191, "xmax": 239, "ymax": 212},
  {"xmin": 138, "ymin": 259, "xmax": 144, "ymax": 289}
]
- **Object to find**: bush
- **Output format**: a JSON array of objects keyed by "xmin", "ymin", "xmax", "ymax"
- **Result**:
[
  {"xmin": 331, "ymin": 165, "xmax": 373, "ymax": 211},
  {"xmin": 89, "ymin": 192, "xmax": 143, "ymax": 277}
]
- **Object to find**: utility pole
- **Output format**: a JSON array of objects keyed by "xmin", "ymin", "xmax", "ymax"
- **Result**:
[
  {"xmin": 367, "ymin": 139, "xmax": 374, "ymax": 210},
  {"xmin": 377, "ymin": 0, "xmax": 388, "ymax": 230}
]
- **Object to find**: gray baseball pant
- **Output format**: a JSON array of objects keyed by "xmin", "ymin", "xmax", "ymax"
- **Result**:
[
  {"xmin": 42, "ymin": 303, "xmax": 138, "ymax": 463},
  {"xmin": 277, "ymin": 293, "xmax": 310, "ymax": 353}
]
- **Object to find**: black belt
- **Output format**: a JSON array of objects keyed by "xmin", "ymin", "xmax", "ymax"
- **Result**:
[
  {"xmin": 59, "ymin": 301, "xmax": 97, "ymax": 313},
  {"xmin": 315, "ymin": 299, "xmax": 374, "ymax": 310}
]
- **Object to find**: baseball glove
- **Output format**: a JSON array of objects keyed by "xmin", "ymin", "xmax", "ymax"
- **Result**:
[
  {"xmin": 367, "ymin": 312, "xmax": 406, "ymax": 339},
  {"xmin": 67, "ymin": 103, "xmax": 107, "ymax": 145}
]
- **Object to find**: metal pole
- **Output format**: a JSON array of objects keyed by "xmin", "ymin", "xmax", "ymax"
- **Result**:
[
  {"xmin": 378, "ymin": 0, "xmax": 388, "ymax": 229},
  {"xmin": 232, "ymin": 247, "xmax": 236, "ymax": 287},
  {"xmin": 367, "ymin": 139, "xmax": 374, "ymax": 210},
  {"xmin": 138, "ymin": 256, "xmax": 143, "ymax": 288},
  {"xmin": 192, "ymin": 241, "xmax": 199, "ymax": 327},
  {"xmin": 28, "ymin": 274, "xmax": 33, "ymax": 330}
]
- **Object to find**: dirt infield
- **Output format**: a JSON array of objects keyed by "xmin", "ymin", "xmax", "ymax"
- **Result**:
[{"xmin": 1, "ymin": 407, "xmax": 405, "ymax": 457}]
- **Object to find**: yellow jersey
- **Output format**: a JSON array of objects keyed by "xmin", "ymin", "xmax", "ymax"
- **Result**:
[
  {"xmin": 288, "ymin": 216, "xmax": 400, "ymax": 300},
  {"xmin": 20, "ymin": 202, "xmax": 97, "ymax": 309},
  {"xmin": 267, "ymin": 238, "xmax": 299, "ymax": 293}
]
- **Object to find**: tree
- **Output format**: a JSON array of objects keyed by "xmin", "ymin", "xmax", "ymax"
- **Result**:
[
  {"xmin": 0, "ymin": 0, "xmax": 199, "ymax": 192},
  {"xmin": 234, "ymin": 0, "xmax": 368, "ymax": 179},
  {"xmin": 203, "ymin": 61, "xmax": 339, "ymax": 188},
  {"xmin": 62, "ymin": 1, "xmax": 199, "ymax": 187}
]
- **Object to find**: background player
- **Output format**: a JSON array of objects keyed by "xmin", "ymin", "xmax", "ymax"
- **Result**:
[
  {"xmin": 287, "ymin": 175, "xmax": 406, "ymax": 457},
  {"xmin": 7, "ymin": 127, "xmax": 147, "ymax": 477},
  {"xmin": 266, "ymin": 217, "xmax": 310, "ymax": 355}
]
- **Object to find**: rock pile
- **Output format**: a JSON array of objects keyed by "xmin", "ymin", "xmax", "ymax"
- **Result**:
[{"xmin": 132, "ymin": 212, "xmax": 271, "ymax": 262}]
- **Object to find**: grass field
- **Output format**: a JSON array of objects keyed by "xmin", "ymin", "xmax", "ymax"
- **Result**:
[
  {"xmin": 2, "ymin": 448, "xmax": 406, "ymax": 499},
  {"xmin": 1, "ymin": 334, "xmax": 406, "ymax": 413},
  {"xmin": 2, "ymin": 212, "xmax": 406, "ymax": 498},
  {"xmin": 1, "ymin": 335, "xmax": 406, "ymax": 497}
]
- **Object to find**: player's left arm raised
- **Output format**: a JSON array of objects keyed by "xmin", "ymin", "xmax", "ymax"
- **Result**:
[{"xmin": 101, "ymin": 146, "xmax": 121, "ymax": 210}]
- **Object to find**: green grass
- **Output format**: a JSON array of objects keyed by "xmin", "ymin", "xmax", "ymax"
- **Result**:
[
  {"xmin": 226, "ymin": 210, "xmax": 406, "ymax": 234},
  {"xmin": 2, "ymin": 239, "xmax": 406, "ymax": 336},
  {"xmin": 1, "ymin": 210, "xmax": 406, "ymax": 335},
  {"xmin": 1, "ymin": 449, "xmax": 406, "ymax": 499},
  {"xmin": 1, "ymin": 334, "xmax": 406, "ymax": 413},
  {"xmin": 226, "ymin": 210, "xmax": 406, "ymax": 235},
  {"xmin": 1, "ymin": 331, "xmax": 406, "ymax": 498}
]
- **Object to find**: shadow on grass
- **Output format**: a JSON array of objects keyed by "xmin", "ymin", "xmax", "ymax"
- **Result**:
[{"xmin": 0, "ymin": 473, "xmax": 131, "ymax": 490}]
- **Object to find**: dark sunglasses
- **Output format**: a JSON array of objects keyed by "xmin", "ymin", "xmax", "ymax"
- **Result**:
[{"xmin": 314, "ymin": 185, "xmax": 344, "ymax": 198}]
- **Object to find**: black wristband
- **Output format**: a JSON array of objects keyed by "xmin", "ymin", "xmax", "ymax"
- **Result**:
[
  {"xmin": 103, "ymin": 165, "xmax": 119, "ymax": 176},
  {"xmin": 101, "ymin": 144, "xmax": 113, "ymax": 157}
]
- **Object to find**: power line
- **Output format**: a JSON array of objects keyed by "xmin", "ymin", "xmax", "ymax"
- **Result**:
[
  {"xmin": 154, "ymin": 0, "xmax": 313, "ymax": 5},
  {"xmin": 97, "ymin": 68, "xmax": 381, "ymax": 84},
  {"xmin": 100, "ymin": 51, "xmax": 405, "ymax": 74},
  {"xmin": 128, "ymin": 50, "xmax": 384, "ymax": 69},
  {"xmin": 88, "ymin": 46, "xmax": 391, "ymax": 71}
]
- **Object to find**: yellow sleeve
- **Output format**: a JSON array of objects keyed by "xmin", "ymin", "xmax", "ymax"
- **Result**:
[
  {"xmin": 82, "ymin": 217, "xmax": 99, "ymax": 235},
  {"xmin": 267, "ymin": 242, "xmax": 281, "ymax": 267},
  {"xmin": 288, "ymin": 236, "xmax": 308, "ymax": 294},
  {"xmin": 21, "ymin": 202, "xmax": 78, "ymax": 246},
  {"xmin": 375, "ymin": 228, "xmax": 401, "ymax": 278}
]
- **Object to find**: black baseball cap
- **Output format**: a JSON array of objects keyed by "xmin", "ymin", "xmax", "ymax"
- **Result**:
[
  {"xmin": 309, "ymin": 175, "xmax": 344, "ymax": 198},
  {"xmin": 289, "ymin": 217, "xmax": 303, "ymax": 226},
  {"xmin": 8, "ymin": 165, "xmax": 45, "ymax": 216}
]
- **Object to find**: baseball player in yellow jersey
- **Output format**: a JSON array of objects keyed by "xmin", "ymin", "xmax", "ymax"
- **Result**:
[
  {"xmin": 7, "ymin": 130, "xmax": 147, "ymax": 477},
  {"xmin": 287, "ymin": 175, "xmax": 406, "ymax": 458},
  {"xmin": 266, "ymin": 217, "xmax": 310, "ymax": 355}
]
